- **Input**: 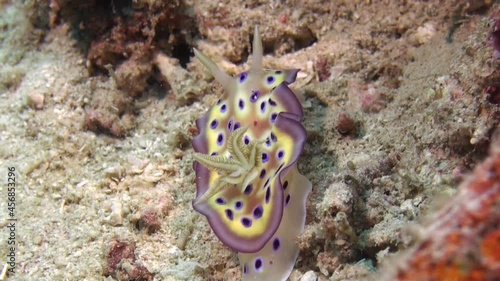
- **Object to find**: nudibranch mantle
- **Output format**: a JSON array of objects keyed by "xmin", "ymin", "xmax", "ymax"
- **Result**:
[{"xmin": 192, "ymin": 26, "xmax": 311, "ymax": 281}]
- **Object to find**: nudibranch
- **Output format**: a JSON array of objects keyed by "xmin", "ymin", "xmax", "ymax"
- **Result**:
[{"xmin": 192, "ymin": 26, "xmax": 311, "ymax": 281}]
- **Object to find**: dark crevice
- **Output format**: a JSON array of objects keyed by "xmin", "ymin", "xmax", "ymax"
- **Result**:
[{"xmin": 172, "ymin": 40, "xmax": 193, "ymax": 68}]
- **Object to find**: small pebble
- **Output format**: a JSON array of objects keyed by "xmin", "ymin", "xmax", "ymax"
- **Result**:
[
  {"xmin": 27, "ymin": 92, "xmax": 45, "ymax": 109},
  {"xmin": 336, "ymin": 112, "xmax": 356, "ymax": 135},
  {"xmin": 414, "ymin": 22, "xmax": 436, "ymax": 45},
  {"xmin": 108, "ymin": 200, "xmax": 123, "ymax": 226},
  {"xmin": 33, "ymin": 234, "xmax": 43, "ymax": 246},
  {"xmin": 300, "ymin": 270, "xmax": 318, "ymax": 281},
  {"xmin": 137, "ymin": 208, "xmax": 161, "ymax": 234},
  {"xmin": 54, "ymin": 256, "xmax": 67, "ymax": 268},
  {"xmin": 289, "ymin": 270, "xmax": 303, "ymax": 281}
]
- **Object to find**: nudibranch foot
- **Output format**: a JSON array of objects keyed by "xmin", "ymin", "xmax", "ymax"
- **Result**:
[{"xmin": 239, "ymin": 166, "xmax": 311, "ymax": 281}]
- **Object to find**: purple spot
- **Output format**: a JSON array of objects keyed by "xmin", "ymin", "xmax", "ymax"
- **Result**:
[
  {"xmin": 261, "ymin": 152, "xmax": 269, "ymax": 163},
  {"xmin": 234, "ymin": 122, "xmax": 241, "ymax": 130},
  {"xmin": 243, "ymin": 135, "xmax": 250, "ymax": 145},
  {"xmin": 253, "ymin": 205, "xmax": 263, "ymax": 219},
  {"xmin": 210, "ymin": 152, "xmax": 218, "ymax": 156},
  {"xmin": 239, "ymin": 99, "xmax": 245, "ymax": 110},
  {"xmin": 254, "ymin": 258, "xmax": 263, "ymax": 271},
  {"xmin": 215, "ymin": 197, "xmax": 226, "ymax": 205},
  {"xmin": 239, "ymin": 72, "xmax": 248, "ymax": 83},
  {"xmin": 250, "ymin": 90, "xmax": 260, "ymax": 102},
  {"xmin": 285, "ymin": 194, "xmax": 291, "ymax": 206},
  {"xmin": 265, "ymin": 187, "xmax": 270, "ymax": 203},
  {"xmin": 270, "ymin": 113, "xmax": 278, "ymax": 123},
  {"xmin": 260, "ymin": 101, "xmax": 266, "ymax": 113},
  {"xmin": 275, "ymin": 163, "xmax": 284, "ymax": 175},
  {"xmin": 264, "ymin": 178, "xmax": 270, "ymax": 188},
  {"xmin": 235, "ymin": 201, "xmax": 243, "ymax": 210},
  {"xmin": 259, "ymin": 169, "xmax": 266, "ymax": 179},
  {"xmin": 266, "ymin": 76, "xmax": 275, "ymax": 84},
  {"xmin": 210, "ymin": 119, "xmax": 218, "ymax": 129},
  {"xmin": 227, "ymin": 119, "xmax": 233, "ymax": 131},
  {"xmin": 244, "ymin": 184, "xmax": 253, "ymax": 195},
  {"xmin": 225, "ymin": 209, "xmax": 234, "ymax": 220},
  {"xmin": 283, "ymin": 180, "xmax": 289, "ymax": 190},
  {"xmin": 220, "ymin": 104, "xmax": 227, "ymax": 113},
  {"xmin": 243, "ymin": 264, "xmax": 248, "ymax": 274},
  {"xmin": 277, "ymin": 150, "xmax": 284, "ymax": 160},
  {"xmin": 268, "ymin": 98, "xmax": 277, "ymax": 106},
  {"xmin": 241, "ymin": 217, "xmax": 252, "ymax": 228},
  {"xmin": 275, "ymin": 70, "xmax": 282, "ymax": 74},
  {"xmin": 272, "ymin": 238, "xmax": 281, "ymax": 251},
  {"xmin": 216, "ymin": 99, "xmax": 221, "ymax": 105},
  {"xmin": 270, "ymin": 132, "xmax": 277, "ymax": 142},
  {"xmin": 217, "ymin": 133, "xmax": 224, "ymax": 146},
  {"xmin": 265, "ymin": 138, "xmax": 271, "ymax": 147}
]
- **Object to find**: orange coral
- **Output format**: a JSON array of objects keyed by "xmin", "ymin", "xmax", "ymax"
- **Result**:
[
  {"xmin": 390, "ymin": 143, "xmax": 500, "ymax": 281},
  {"xmin": 481, "ymin": 230, "xmax": 500, "ymax": 270}
]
